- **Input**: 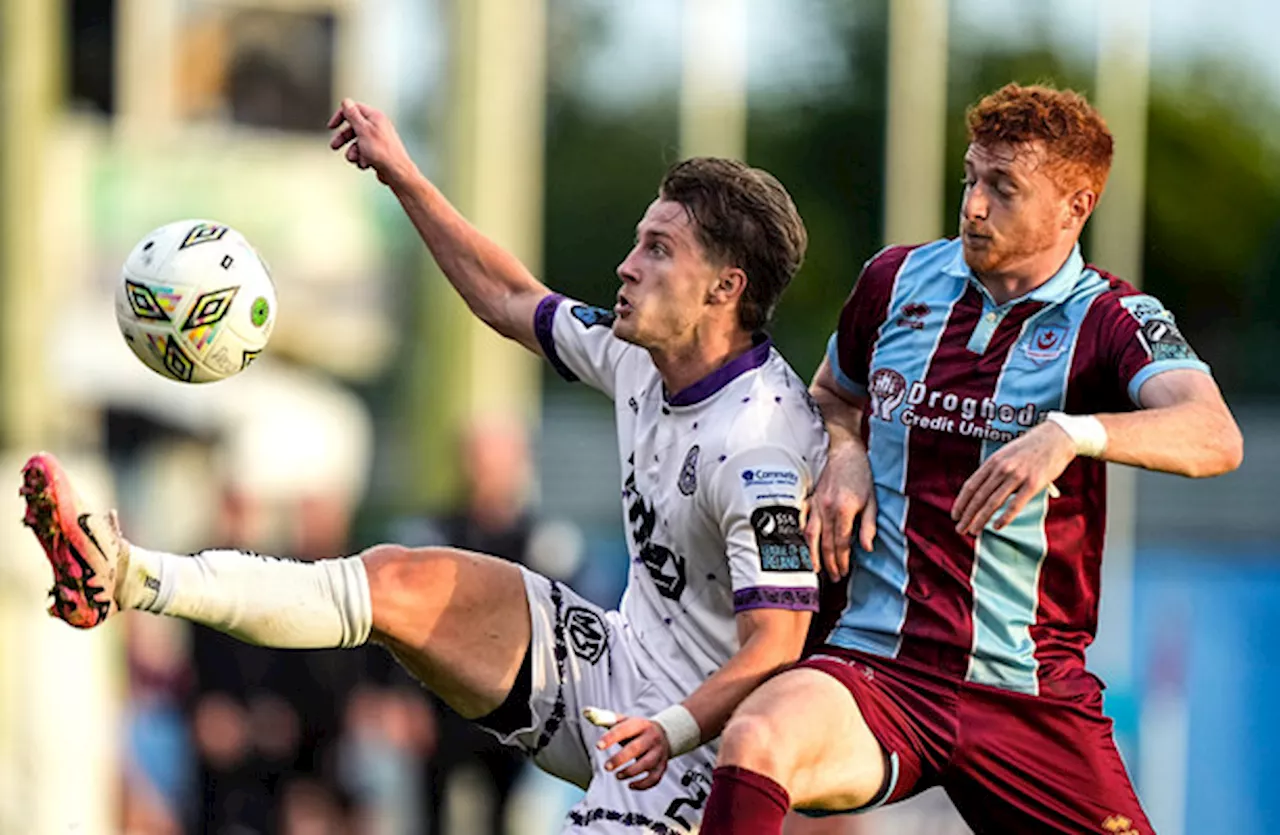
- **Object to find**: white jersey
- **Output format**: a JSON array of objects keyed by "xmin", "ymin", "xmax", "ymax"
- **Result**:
[{"xmin": 534, "ymin": 293, "xmax": 827, "ymax": 697}]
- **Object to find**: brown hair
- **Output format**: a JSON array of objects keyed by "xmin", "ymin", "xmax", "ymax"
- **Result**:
[
  {"xmin": 966, "ymin": 83, "xmax": 1114, "ymax": 196},
  {"xmin": 659, "ymin": 157, "xmax": 808, "ymax": 332}
]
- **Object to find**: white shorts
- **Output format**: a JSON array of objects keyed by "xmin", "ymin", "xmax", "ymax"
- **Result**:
[{"xmin": 487, "ymin": 568, "xmax": 718, "ymax": 834}]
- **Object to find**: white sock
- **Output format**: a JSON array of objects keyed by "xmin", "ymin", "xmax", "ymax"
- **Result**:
[{"xmin": 119, "ymin": 546, "xmax": 373, "ymax": 649}]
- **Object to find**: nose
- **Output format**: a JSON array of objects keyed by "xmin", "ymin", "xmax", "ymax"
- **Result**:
[
  {"xmin": 616, "ymin": 248, "xmax": 640, "ymax": 284},
  {"xmin": 962, "ymin": 181, "xmax": 989, "ymax": 223}
]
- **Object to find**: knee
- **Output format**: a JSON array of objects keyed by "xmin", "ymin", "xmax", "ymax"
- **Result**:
[
  {"xmin": 361, "ymin": 543, "xmax": 453, "ymax": 595},
  {"xmin": 718, "ymin": 710, "xmax": 797, "ymax": 780}
]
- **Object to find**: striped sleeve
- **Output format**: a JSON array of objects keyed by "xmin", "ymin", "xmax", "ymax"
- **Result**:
[{"xmin": 829, "ymin": 246, "xmax": 910, "ymax": 397}]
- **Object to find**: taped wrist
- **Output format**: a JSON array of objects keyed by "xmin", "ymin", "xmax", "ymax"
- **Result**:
[
  {"xmin": 651, "ymin": 704, "xmax": 702, "ymax": 757},
  {"xmin": 1045, "ymin": 411, "xmax": 1108, "ymax": 458}
]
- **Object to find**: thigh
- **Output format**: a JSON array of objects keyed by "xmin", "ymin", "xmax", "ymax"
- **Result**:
[
  {"xmin": 364, "ymin": 544, "xmax": 531, "ymax": 718},
  {"xmin": 947, "ymin": 689, "xmax": 1153, "ymax": 835},
  {"xmin": 721, "ymin": 664, "xmax": 890, "ymax": 812}
]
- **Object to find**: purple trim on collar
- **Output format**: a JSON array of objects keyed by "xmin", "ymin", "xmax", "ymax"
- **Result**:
[
  {"xmin": 733, "ymin": 585, "xmax": 819, "ymax": 613},
  {"xmin": 534, "ymin": 293, "xmax": 579, "ymax": 383},
  {"xmin": 666, "ymin": 335, "xmax": 773, "ymax": 407}
]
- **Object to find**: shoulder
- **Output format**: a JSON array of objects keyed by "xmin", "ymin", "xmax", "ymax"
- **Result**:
[
  {"xmin": 716, "ymin": 353, "xmax": 826, "ymax": 467},
  {"xmin": 849, "ymin": 238, "xmax": 956, "ymax": 299},
  {"xmin": 1079, "ymin": 266, "xmax": 1174, "ymax": 328}
]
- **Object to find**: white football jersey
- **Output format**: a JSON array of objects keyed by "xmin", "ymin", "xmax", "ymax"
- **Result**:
[{"xmin": 534, "ymin": 293, "xmax": 827, "ymax": 696}]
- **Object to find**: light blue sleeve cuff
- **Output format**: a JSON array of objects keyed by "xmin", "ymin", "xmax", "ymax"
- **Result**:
[
  {"xmin": 826, "ymin": 333, "xmax": 867, "ymax": 398},
  {"xmin": 1127, "ymin": 360, "xmax": 1212, "ymax": 406}
]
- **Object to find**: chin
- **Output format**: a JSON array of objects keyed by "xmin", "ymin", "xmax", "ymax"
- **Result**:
[
  {"xmin": 611, "ymin": 318, "xmax": 643, "ymax": 346},
  {"xmin": 963, "ymin": 246, "xmax": 1000, "ymax": 275}
]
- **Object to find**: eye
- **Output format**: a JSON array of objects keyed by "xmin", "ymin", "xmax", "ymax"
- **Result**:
[
  {"xmin": 649, "ymin": 241, "xmax": 669, "ymax": 257},
  {"xmin": 961, "ymin": 176, "xmax": 976, "ymax": 189}
]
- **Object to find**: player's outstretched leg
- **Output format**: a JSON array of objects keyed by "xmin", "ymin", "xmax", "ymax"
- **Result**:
[
  {"xmin": 20, "ymin": 452, "xmax": 532, "ymax": 720},
  {"xmin": 701, "ymin": 668, "xmax": 887, "ymax": 835}
]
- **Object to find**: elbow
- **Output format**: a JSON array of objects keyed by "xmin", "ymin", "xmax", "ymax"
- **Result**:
[
  {"xmin": 1218, "ymin": 422, "xmax": 1245, "ymax": 474},
  {"xmin": 1185, "ymin": 420, "xmax": 1244, "ymax": 478}
]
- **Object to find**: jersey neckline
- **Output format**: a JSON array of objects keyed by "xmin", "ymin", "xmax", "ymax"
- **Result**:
[{"xmin": 665, "ymin": 333, "xmax": 773, "ymax": 407}]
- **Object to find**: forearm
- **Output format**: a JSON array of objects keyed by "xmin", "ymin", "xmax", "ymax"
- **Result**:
[
  {"xmin": 387, "ymin": 168, "xmax": 547, "ymax": 344},
  {"xmin": 810, "ymin": 372, "xmax": 867, "ymax": 451},
  {"xmin": 680, "ymin": 621, "xmax": 808, "ymax": 745},
  {"xmin": 1095, "ymin": 400, "xmax": 1243, "ymax": 477}
]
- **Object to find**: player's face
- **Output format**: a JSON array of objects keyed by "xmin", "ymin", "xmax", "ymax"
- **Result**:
[
  {"xmin": 613, "ymin": 199, "xmax": 724, "ymax": 349},
  {"xmin": 958, "ymin": 141, "xmax": 1074, "ymax": 278}
]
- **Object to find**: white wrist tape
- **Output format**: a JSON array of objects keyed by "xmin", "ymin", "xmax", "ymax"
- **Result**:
[
  {"xmin": 651, "ymin": 704, "xmax": 702, "ymax": 757},
  {"xmin": 1045, "ymin": 412, "xmax": 1108, "ymax": 458}
]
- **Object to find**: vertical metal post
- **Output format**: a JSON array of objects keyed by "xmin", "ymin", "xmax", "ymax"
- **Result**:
[
  {"xmin": 0, "ymin": 0, "xmax": 59, "ymax": 450},
  {"xmin": 883, "ymin": 0, "xmax": 950, "ymax": 245},
  {"xmin": 1091, "ymin": 0, "xmax": 1150, "ymax": 686},
  {"xmin": 413, "ymin": 0, "xmax": 547, "ymax": 507},
  {"xmin": 679, "ymin": 0, "xmax": 748, "ymax": 160},
  {"xmin": 1094, "ymin": 1, "xmax": 1172, "ymax": 831}
]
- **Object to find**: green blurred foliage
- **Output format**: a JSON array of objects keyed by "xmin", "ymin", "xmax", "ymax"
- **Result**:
[{"xmin": 539, "ymin": 3, "xmax": 1280, "ymax": 398}]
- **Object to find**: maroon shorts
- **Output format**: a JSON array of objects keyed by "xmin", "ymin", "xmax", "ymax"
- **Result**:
[{"xmin": 797, "ymin": 646, "xmax": 1153, "ymax": 835}]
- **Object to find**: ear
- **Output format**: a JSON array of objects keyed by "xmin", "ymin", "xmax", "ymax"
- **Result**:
[
  {"xmin": 708, "ymin": 266, "xmax": 748, "ymax": 307},
  {"xmin": 1065, "ymin": 188, "xmax": 1098, "ymax": 229}
]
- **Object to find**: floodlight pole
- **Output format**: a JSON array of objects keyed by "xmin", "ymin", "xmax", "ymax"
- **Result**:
[
  {"xmin": 1091, "ymin": 0, "xmax": 1149, "ymax": 707},
  {"xmin": 0, "ymin": 0, "xmax": 58, "ymax": 452},
  {"xmin": 1094, "ymin": 3, "xmax": 1182, "ymax": 833},
  {"xmin": 414, "ymin": 0, "xmax": 547, "ymax": 507},
  {"xmin": 680, "ymin": 0, "xmax": 748, "ymax": 160},
  {"xmin": 883, "ymin": 0, "xmax": 950, "ymax": 245}
]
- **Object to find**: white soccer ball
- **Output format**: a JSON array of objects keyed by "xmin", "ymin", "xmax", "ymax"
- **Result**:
[{"xmin": 115, "ymin": 219, "xmax": 277, "ymax": 383}]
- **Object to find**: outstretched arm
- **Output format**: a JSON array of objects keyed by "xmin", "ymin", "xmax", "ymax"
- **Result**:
[
  {"xmin": 595, "ymin": 607, "xmax": 810, "ymax": 790},
  {"xmin": 328, "ymin": 98, "xmax": 548, "ymax": 353},
  {"xmin": 953, "ymin": 369, "xmax": 1243, "ymax": 535}
]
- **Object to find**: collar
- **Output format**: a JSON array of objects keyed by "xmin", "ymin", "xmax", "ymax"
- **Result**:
[
  {"xmin": 666, "ymin": 334, "xmax": 772, "ymax": 407},
  {"xmin": 942, "ymin": 241, "xmax": 1085, "ymax": 307}
]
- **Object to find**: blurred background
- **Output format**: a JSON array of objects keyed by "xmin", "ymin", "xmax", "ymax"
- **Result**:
[{"xmin": 1, "ymin": 0, "xmax": 1278, "ymax": 832}]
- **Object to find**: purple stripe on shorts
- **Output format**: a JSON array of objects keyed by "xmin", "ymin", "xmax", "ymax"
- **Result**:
[
  {"xmin": 733, "ymin": 585, "xmax": 819, "ymax": 613},
  {"xmin": 534, "ymin": 293, "xmax": 578, "ymax": 383}
]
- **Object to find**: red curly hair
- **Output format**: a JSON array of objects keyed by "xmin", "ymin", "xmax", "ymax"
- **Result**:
[{"xmin": 966, "ymin": 83, "xmax": 1114, "ymax": 196}]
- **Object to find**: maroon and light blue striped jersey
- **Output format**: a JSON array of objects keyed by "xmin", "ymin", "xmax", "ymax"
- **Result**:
[{"xmin": 825, "ymin": 238, "xmax": 1211, "ymax": 697}]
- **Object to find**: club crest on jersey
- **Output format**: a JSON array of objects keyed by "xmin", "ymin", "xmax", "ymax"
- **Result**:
[
  {"xmin": 869, "ymin": 368, "xmax": 907, "ymax": 421},
  {"xmin": 677, "ymin": 445, "xmax": 700, "ymax": 496},
  {"xmin": 564, "ymin": 606, "xmax": 608, "ymax": 664},
  {"xmin": 1024, "ymin": 324, "xmax": 1068, "ymax": 363},
  {"xmin": 570, "ymin": 304, "xmax": 615, "ymax": 329}
]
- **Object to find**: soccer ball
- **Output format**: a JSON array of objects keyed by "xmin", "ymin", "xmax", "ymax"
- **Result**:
[{"xmin": 116, "ymin": 219, "xmax": 277, "ymax": 383}]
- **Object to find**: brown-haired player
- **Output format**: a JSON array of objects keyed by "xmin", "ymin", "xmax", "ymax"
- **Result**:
[
  {"xmin": 21, "ymin": 100, "xmax": 827, "ymax": 832},
  {"xmin": 700, "ymin": 83, "xmax": 1242, "ymax": 833}
]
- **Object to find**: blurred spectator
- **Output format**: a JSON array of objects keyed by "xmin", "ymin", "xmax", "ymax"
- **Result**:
[{"xmin": 389, "ymin": 415, "xmax": 584, "ymax": 835}]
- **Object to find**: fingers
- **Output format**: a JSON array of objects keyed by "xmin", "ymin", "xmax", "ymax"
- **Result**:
[
  {"xmin": 330, "ymin": 126, "xmax": 356, "ymax": 150},
  {"xmin": 604, "ymin": 728, "xmax": 653, "ymax": 772},
  {"xmin": 345, "ymin": 143, "xmax": 360, "ymax": 164},
  {"xmin": 857, "ymin": 492, "xmax": 878, "ymax": 554},
  {"xmin": 820, "ymin": 502, "xmax": 855, "ymax": 583},
  {"xmin": 803, "ymin": 509, "xmax": 821, "ymax": 575},
  {"xmin": 957, "ymin": 471, "xmax": 1018, "ymax": 536},
  {"xmin": 341, "ymin": 97, "xmax": 371, "ymax": 130},
  {"xmin": 614, "ymin": 746, "xmax": 663, "ymax": 780},
  {"xmin": 583, "ymin": 707, "xmax": 619, "ymax": 728},
  {"xmin": 627, "ymin": 759, "xmax": 667, "ymax": 790},
  {"xmin": 326, "ymin": 105, "xmax": 345, "ymax": 130},
  {"xmin": 597, "ymin": 716, "xmax": 643, "ymax": 753},
  {"xmin": 992, "ymin": 485, "xmax": 1034, "ymax": 530}
]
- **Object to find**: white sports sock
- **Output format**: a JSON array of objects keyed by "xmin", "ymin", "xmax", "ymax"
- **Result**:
[{"xmin": 119, "ymin": 546, "xmax": 372, "ymax": 649}]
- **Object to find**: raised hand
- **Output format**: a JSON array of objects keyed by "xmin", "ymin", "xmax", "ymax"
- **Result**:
[{"xmin": 327, "ymin": 98, "xmax": 417, "ymax": 187}]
